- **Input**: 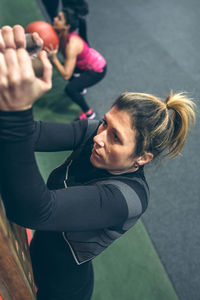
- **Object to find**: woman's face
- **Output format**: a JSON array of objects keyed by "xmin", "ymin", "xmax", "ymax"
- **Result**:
[
  {"xmin": 90, "ymin": 106, "xmax": 138, "ymax": 174},
  {"xmin": 53, "ymin": 12, "xmax": 67, "ymax": 32}
]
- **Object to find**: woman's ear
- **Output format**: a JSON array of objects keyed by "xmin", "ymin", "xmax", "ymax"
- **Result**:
[{"xmin": 136, "ymin": 152, "xmax": 154, "ymax": 166}]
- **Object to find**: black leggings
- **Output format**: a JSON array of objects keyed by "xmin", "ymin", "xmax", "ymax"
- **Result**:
[{"xmin": 65, "ymin": 65, "xmax": 107, "ymax": 112}]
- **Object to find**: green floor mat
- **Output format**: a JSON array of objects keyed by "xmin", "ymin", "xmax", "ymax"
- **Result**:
[
  {"xmin": 0, "ymin": 0, "xmax": 42, "ymax": 27},
  {"xmin": 92, "ymin": 221, "xmax": 178, "ymax": 300}
]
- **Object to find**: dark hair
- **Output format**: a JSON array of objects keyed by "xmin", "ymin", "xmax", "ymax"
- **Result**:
[
  {"xmin": 62, "ymin": 8, "xmax": 79, "ymax": 32},
  {"xmin": 112, "ymin": 92, "xmax": 196, "ymax": 159},
  {"xmin": 62, "ymin": 7, "xmax": 89, "ymax": 43},
  {"xmin": 62, "ymin": 0, "xmax": 89, "ymax": 16}
]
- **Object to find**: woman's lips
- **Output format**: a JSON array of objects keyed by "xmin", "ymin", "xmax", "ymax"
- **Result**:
[{"xmin": 92, "ymin": 147, "xmax": 101, "ymax": 158}]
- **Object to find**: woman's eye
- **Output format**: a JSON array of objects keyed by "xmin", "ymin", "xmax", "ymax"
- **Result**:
[
  {"xmin": 102, "ymin": 119, "xmax": 107, "ymax": 127},
  {"xmin": 113, "ymin": 134, "xmax": 119, "ymax": 142}
]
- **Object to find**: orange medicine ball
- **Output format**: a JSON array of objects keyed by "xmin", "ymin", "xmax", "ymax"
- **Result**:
[{"xmin": 25, "ymin": 21, "xmax": 59, "ymax": 49}]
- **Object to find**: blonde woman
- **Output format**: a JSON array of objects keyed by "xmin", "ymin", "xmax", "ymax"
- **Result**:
[{"xmin": 0, "ymin": 26, "xmax": 196, "ymax": 300}]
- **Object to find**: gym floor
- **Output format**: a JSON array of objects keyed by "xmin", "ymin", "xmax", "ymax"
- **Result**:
[{"xmin": 0, "ymin": 1, "xmax": 200, "ymax": 300}]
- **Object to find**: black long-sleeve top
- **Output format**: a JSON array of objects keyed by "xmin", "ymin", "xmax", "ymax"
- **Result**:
[{"xmin": 0, "ymin": 108, "xmax": 149, "ymax": 265}]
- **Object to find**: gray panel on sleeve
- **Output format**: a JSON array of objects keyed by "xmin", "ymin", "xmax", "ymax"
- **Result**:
[{"xmin": 97, "ymin": 180, "xmax": 143, "ymax": 218}]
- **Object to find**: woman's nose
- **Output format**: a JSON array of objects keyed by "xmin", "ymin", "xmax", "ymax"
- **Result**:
[{"xmin": 93, "ymin": 132, "xmax": 105, "ymax": 147}]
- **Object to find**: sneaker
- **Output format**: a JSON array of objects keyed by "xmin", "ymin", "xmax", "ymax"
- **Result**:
[
  {"xmin": 78, "ymin": 111, "xmax": 87, "ymax": 120},
  {"xmin": 80, "ymin": 88, "xmax": 87, "ymax": 95},
  {"xmin": 73, "ymin": 73, "xmax": 80, "ymax": 78},
  {"xmin": 77, "ymin": 109, "xmax": 96, "ymax": 120},
  {"xmin": 86, "ymin": 110, "xmax": 96, "ymax": 119}
]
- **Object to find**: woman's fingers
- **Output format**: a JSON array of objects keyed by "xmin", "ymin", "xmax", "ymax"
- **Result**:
[
  {"xmin": 0, "ymin": 52, "xmax": 10, "ymax": 110},
  {"xmin": 39, "ymin": 50, "xmax": 52, "ymax": 89},
  {"xmin": 32, "ymin": 32, "xmax": 43, "ymax": 49},
  {"xmin": 0, "ymin": 49, "xmax": 21, "ymax": 109},
  {"xmin": 17, "ymin": 48, "xmax": 35, "ymax": 80},
  {"xmin": 0, "ymin": 52, "xmax": 8, "ymax": 89},
  {"xmin": 1, "ymin": 26, "xmax": 16, "ymax": 49},
  {"xmin": 0, "ymin": 29, "xmax": 6, "ymax": 52},
  {"xmin": 44, "ymin": 46, "xmax": 50, "ymax": 53},
  {"xmin": 0, "ymin": 25, "xmax": 52, "ymax": 110},
  {"xmin": 0, "ymin": 25, "xmax": 25, "ymax": 51},
  {"xmin": 5, "ymin": 49, "xmax": 21, "ymax": 85},
  {"xmin": 13, "ymin": 25, "xmax": 26, "ymax": 48}
]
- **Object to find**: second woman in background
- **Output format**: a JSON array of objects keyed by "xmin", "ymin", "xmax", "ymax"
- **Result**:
[
  {"xmin": 41, "ymin": 0, "xmax": 90, "ymax": 43},
  {"xmin": 47, "ymin": 8, "xmax": 107, "ymax": 120}
]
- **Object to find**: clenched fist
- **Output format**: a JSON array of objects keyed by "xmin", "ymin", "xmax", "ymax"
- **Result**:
[{"xmin": 0, "ymin": 25, "xmax": 52, "ymax": 111}]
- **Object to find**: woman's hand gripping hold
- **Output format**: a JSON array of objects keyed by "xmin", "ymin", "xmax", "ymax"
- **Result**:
[{"xmin": 0, "ymin": 25, "xmax": 52, "ymax": 111}]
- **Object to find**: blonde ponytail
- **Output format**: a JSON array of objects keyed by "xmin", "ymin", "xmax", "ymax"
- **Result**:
[
  {"xmin": 113, "ymin": 91, "xmax": 196, "ymax": 161},
  {"xmin": 165, "ymin": 92, "xmax": 196, "ymax": 158}
]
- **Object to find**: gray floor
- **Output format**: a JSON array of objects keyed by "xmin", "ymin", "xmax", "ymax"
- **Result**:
[{"xmin": 85, "ymin": 1, "xmax": 200, "ymax": 300}]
